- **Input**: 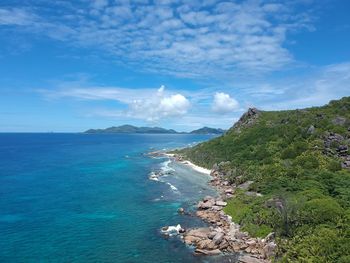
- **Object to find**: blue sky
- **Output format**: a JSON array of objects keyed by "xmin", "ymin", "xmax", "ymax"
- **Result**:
[{"xmin": 0, "ymin": 0, "xmax": 349, "ymax": 132}]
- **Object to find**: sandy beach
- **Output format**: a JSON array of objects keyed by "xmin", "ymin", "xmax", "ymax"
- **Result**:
[
  {"xmin": 180, "ymin": 160, "xmax": 211, "ymax": 175},
  {"xmin": 163, "ymin": 152, "xmax": 211, "ymax": 175}
]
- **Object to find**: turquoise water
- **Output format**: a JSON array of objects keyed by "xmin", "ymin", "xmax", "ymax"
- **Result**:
[{"xmin": 0, "ymin": 133, "xmax": 231, "ymax": 262}]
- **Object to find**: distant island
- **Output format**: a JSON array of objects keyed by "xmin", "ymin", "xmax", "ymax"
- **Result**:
[
  {"xmin": 84, "ymin": 125, "xmax": 225, "ymax": 135},
  {"xmin": 190, "ymin": 127, "xmax": 226, "ymax": 135}
]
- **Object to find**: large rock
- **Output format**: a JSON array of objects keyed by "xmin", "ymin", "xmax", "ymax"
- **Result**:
[
  {"xmin": 332, "ymin": 116, "xmax": 346, "ymax": 126},
  {"xmin": 342, "ymin": 160, "xmax": 350, "ymax": 168},
  {"xmin": 212, "ymin": 232, "xmax": 225, "ymax": 245},
  {"xmin": 207, "ymin": 231, "xmax": 217, "ymax": 239},
  {"xmin": 219, "ymin": 240, "xmax": 229, "ymax": 250},
  {"xmin": 195, "ymin": 249, "xmax": 221, "ymax": 255},
  {"xmin": 184, "ymin": 235, "xmax": 201, "ymax": 245},
  {"xmin": 203, "ymin": 196, "xmax": 214, "ymax": 202},
  {"xmin": 196, "ymin": 239, "xmax": 216, "ymax": 250},
  {"xmin": 264, "ymin": 232, "xmax": 275, "ymax": 243},
  {"xmin": 262, "ymin": 242, "xmax": 277, "ymax": 259},
  {"xmin": 307, "ymin": 125, "xmax": 315, "ymax": 134},
  {"xmin": 230, "ymin": 108, "xmax": 261, "ymax": 133},
  {"xmin": 238, "ymin": 181, "xmax": 254, "ymax": 190},
  {"xmin": 215, "ymin": 200, "xmax": 227, "ymax": 207},
  {"xmin": 239, "ymin": 255, "xmax": 265, "ymax": 263},
  {"xmin": 184, "ymin": 228, "xmax": 210, "ymax": 243},
  {"xmin": 337, "ymin": 145, "xmax": 348, "ymax": 156},
  {"xmin": 198, "ymin": 200, "xmax": 215, "ymax": 209},
  {"xmin": 225, "ymin": 188, "xmax": 234, "ymax": 194}
]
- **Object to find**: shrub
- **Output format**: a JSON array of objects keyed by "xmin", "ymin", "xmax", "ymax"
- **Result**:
[
  {"xmin": 294, "ymin": 154, "xmax": 320, "ymax": 169},
  {"xmin": 301, "ymin": 198, "xmax": 344, "ymax": 225},
  {"xmin": 328, "ymin": 160, "xmax": 342, "ymax": 172},
  {"xmin": 282, "ymin": 226, "xmax": 350, "ymax": 262}
]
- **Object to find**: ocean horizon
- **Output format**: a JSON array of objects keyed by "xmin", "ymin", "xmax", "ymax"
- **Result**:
[{"xmin": 0, "ymin": 133, "xmax": 234, "ymax": 262}]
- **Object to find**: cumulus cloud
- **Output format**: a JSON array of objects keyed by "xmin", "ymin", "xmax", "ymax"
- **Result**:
[
  {"xmin": 128, "ymin": 86, "xmax": 190, "ymax": 121},
  {"xmin": 0, "ymin": 1, "xmax": 315, "ymax": 78},
  {"xmin": 41, "ymin": 85, "xmax": 190, "ymax": 122},
  {"xmin": 212, "ymin": 92, "xmax": 239, "ymax": 113}
]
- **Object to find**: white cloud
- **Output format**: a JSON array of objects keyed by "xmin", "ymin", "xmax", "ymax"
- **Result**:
[
  {"xmin": 35, "ymin": 61, "xmax": 350, "ymax": 129},
  {"xmin": 212, "ymin": 92, "xmax": 239, "ymax": 113},
  {"xmin": 0, "ymin": 8, "xmax": 36, "ymax": 25},
  {"xmin": 0, "ymin": 1, "xmax": 315, "ymax": 78},
  {"xmin": 128, "ymin": 87, "xmax": 190, "ymax": 121},
  {"xmin": 160, "ymin": 94, "xmax": 190, "ymax": 115},
  {"xmin": 40, "ymin": 85, "xmax": 190, "ymax": 122},
  {"xmin": 240, "ymin": 62, "xmax": 350, "ymax": 110}
]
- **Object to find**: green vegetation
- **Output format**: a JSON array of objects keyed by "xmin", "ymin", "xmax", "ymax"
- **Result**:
[
  {"xmin": 176, "ymin": 97, "xmax": 350, "ymax": 262},
  {"xmin": 189, "ymin": 126, "xmax": 225, "ymax": 134},
  {"xmin": 84, "ymin": 124, "xmax": 224, "ymax": 134},
  {"xmin": 84, "ymin": 124, "xmax": 179, "ymax": 134}
]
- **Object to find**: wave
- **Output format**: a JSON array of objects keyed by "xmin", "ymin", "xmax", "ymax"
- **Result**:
[
  {"xmin": 148, "ymin": 159, "xmax": 180, "ymax": 193},
  {"xmin": 160, "ymin": 160, "xmax": 175, "ymax": 174},
  {"xmin": 148, "ymin": 159, "xmax": 174, "ymax": 181},
  {"xmin": 161, "ymin": 224, "xmax": 182, "ymax": 236},
  {"xmin": 166, "ymin": 182, "xmax": 178, "ymax": 192},
  {"xmin": 148, "ymin": 172, "xmax": 159, "ymax": 181}
]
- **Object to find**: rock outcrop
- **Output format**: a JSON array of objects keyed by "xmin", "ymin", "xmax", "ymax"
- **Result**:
[
  {"xmin": 163, "ymin": 153, "xmax": 276, "ymax": 261},
  {"xmin": 182, "ymin": 195, "xmax": 275, "ymax": 261},
  {"xmin": 230, "ymin": 108, "xmax": 261, "ymax": 133},
  {"xmin": 323, "ymin": 132, "xmax": 350, "ymax": 169},
  {"xmin": 178, "ymin": 166, "xmax": 275, "ymax": 261}
]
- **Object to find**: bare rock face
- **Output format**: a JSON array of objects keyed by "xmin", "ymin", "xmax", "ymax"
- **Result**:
[
  {"xmin": 231, "ymin": 108, "xmax": 261, "ymax": 133},
  {"xmin": 323, "ymin": 132, "xmax": 350, "ymax": 169},
  {"xmin": 212, "ymin": 232, "xmax": 225, "ymax": 245},
  {"xmin": 337, "ymin": 145, "xmax": 348, "ymax": 156},
  {"xmin": 332, "ymin": 116, "xmax": 346, "ymax": 126},
  {"xmin": 262, "ymin": 242, "xmax": 277, "ymax": 259},
  {"xmin": 307, "ymin": 125, "xmax": 315, "ymax": 134},
  {"xmin": 342, "ymin": 159, "xmax": 350, "ymax": 168}
]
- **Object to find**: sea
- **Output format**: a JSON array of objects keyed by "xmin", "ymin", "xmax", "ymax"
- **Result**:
[{"xmin": 0, "ymin": 133, "xmax": 237, "ymax": 263}]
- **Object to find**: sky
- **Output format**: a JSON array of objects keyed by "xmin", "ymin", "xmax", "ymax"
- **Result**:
[{"xmin": 0, "ymin": 0, "xmax": 349, "ymax": 132}]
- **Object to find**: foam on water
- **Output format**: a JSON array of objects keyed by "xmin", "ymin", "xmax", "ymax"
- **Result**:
[
  {"xmin": 148, "ymin": 172, "xmax": 159, "ymax": 181},
  {"xmin": 160, "ymin": 159, "xmax": 175, "ymax": 173},
  {"xmin": 166, "ymin": 182, "xmax": 179, "ymax": 192},
  {"xmin": 148, "ymin": 159, "xmax": 180, "ymax": 193},
  {"xmin": 161, "ymin": 224, "xmax": 182, "ymax": 236}
]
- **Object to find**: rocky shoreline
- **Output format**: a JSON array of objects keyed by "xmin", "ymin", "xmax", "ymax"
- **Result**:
[{"xmin": 160, "ymin": 154, "xmax": 277, "ymax": 263}]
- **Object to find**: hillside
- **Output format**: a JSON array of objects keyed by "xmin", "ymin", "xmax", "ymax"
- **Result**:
[
  {"xmin": 85, "ymin": 125, "xmax": 178, "ymax": 134},
  {"xmin": 84, "ymin": 125, "xmax": 224, "ymax": 134},
  {"xmin": 190, "ymin": 127, "xmax": 225, "ymax": 134},
  {"xmin": 176, "ymin": 97, "xmax": 350, "ymax": 262}
]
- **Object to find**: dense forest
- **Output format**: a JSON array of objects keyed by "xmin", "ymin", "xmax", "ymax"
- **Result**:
[{"xmin": 176, "ymin": 97, "xmax": 350, "ymax": 262}]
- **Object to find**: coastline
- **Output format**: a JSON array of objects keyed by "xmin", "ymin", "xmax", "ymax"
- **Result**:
[
  {"xmin": 160, "ymin": 152, "xmax": 276, "ymax": 263},
  {"xmin": 164, "ymin": 153, "xmax": 211, "ymax": 175}
]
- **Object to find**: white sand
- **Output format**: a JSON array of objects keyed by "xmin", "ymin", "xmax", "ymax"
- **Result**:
[
  {"xmin": 180, "ymin": 160, "xmax": 211, "ymax": 175},
  {"xmin": 163, "ymin": 153, "xmax": 211, "ymax": 175}
]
